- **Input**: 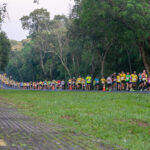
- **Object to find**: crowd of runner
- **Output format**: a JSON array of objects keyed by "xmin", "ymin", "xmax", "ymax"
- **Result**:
[{"xmin": 0, "ymin": 70, "xmax": 150, "ymax": 91}]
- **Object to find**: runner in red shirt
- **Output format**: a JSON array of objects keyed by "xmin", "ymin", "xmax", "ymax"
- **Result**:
[{"xmin": 57, "ymin": 80, "xmax": 61, "ymax": 89}]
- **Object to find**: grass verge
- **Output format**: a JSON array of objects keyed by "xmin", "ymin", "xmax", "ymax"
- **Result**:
[{"xmin": 0, "ymin": 89, "xmax": 150, "ymax": 150}]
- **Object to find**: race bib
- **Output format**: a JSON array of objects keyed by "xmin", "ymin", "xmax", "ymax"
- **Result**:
[
  {"xmin": 143, "ymin": 78, "xmax": 146, "ymax": 81},
  {"xmin": 121, "ymin": 77, "xmax": 124, "ymax": 80},
  {"xmin": 118, "ymin": 79, "xmax": 120, "ymax": 82},
  {"xmin": 96, "ymin": 80, "xmax": 99, "ymax": 83},
  {"xmin": 133, "ymin": 78, "xmax": 136, "ymax": 82}
]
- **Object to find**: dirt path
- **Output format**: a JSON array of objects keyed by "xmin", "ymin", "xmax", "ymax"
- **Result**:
[{"xmin": 0, "ymin": 101, "xmax": 113, "ymax": 150}]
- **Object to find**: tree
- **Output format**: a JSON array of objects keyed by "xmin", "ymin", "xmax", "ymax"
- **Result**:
[
  {"xmin": 47, "ymin": 15, "xmax": 72, "ymax": 78},
  {"xmin": 0, "ymin": 32, "xmax": 11, "ymax": 71},
  {"xmin": 20, "ymin": 8, "xmax": 50, "ymax": 77},
  {"xmin": 71, "ymin": 0, "xmax": 117, "ymax": 76},
  {"xmin": 20, "ymin": 8, "xmax": 50, "ymax": 35}
]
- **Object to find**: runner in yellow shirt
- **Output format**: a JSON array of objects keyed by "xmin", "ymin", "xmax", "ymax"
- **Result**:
[
  {"xmin": 76, "ymin": 76, "xmax": 82, "ymax": 89},
  {"xmin": 120, "ymin": 71, "xmax": 126, "ymax": 90},
  {"xmin": 81, "ymin": 78, "xmax": 86, "ymax": 90},
  {"xmin": 68, "ymin": 79, "xmax": 72, "ymax": 89},
  {"xmin": 130, "ymin": 71, "xmax": 138, "ymax": 91},
  {"xmin": 117, "ymin": 73, "xmax": 121, "ymax": 91},
  {"xmin": 101, "ymin": 76, "xmax": 106, "ymax": 90},
  {"xmin": 86, "ymin": 75, "xmax": 92, "ymax": 90}
]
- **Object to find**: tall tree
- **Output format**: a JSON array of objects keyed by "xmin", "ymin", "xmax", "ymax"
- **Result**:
[
  {"xmin": 0, "ymin": 32, "xmax": 11, "ymax": 71},
  {"xmin": 20, "ymin": 8, "xmax": 50, "ymax": 77},
  {"xmin": 47, "ymin": 15, "xmax": 72, "ymax": 78}
]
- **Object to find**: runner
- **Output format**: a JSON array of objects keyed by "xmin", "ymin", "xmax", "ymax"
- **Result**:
[
  {"xmin": 44, "ymin": 80, "xmax": 47, "ymax": 89},
  {"xmin": 39, "ymin": 81, "xmax": 43, "ymax": 90},
  {"xmin": 68, "ymin": 79, "xmax": 72, "ymax": 89},
  {"xmin": 141, "ymin": 70, "xmax": 147, "ymax": 91},
  {"xmin": 106, "ymin": 76, "xmax": 112, "ymax": 91},
  {"xmin": 30, "ymin": 81, "xmax": 33, "ymax": 89},
  {"xmin": 101, "ymin": 76, "xmax": 106, "ymax": 90},
  {"xmin": 51, "ymin": 80, "xmax": 56, "ymax": 90},
  {"xmin": 72, "ymin": 77, "xmax": 76, "ymax": 90},
  {"xmin": 47, "ymin": 80, "xmax": 51, "ymax": 89},
  {"xmin": 111, "ymin": 72, "xmax": 117, "ymax": 90},
  {"xmin": 27, "ymin": 82, "xmax": 30, "ymax": 89},
  {"xmin": 17, "ymin": 82, "xmax": 20, "ymax": 89},
  {"xmin": 117, "ymin": 73, "xmax": 121, "ymax": 91},
  {"xmin": 24, "ymin": 82, "xmax": 27, "ymax": 89},
  {"xmin": 86, "ymin": 75, "xmax": 92, "ymax": 90},
  {"xmin": 93, "ymin": 77, "xmax": 99, "ymax": 90},
  {"xmin": 130, "ymin": 71, "xmax": 138, "ymax": 91},
  {"xmin": 120, "ymin": 71, "xmax": 126, "ymax": 90},
  {"xmin": 61, "ymin": 80, "xmax": 65, "ymax": 89},
  {"xmin": 125, "ymin": 72, "xmax": 131, "ymax": 91},
  {"xmin": 81, "ymin": 77, "xmax": 86, "ymax": 90},
  {"xmin": 57, "ymin": 80, "xmax": 61, "ymax": 89},
  {"xmin": 20, "ymin": 82, "xmax": 23, "ymax": 89},
  {"xmin": 36, "ymin": 81, "xmax": 39, "ymax": 90},
  {"xmin": 76, "ymin": 76, "xmax": 82, "ymax": 89},
  {"xmin": 138, "ymin": 73, "xmax": 143, "ymax": 91}
]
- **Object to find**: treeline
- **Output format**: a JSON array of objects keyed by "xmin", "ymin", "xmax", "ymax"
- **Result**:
[
  {"xmin": 0, "ymin": 3, "xmax": 11, "ymax": 71},
  {"xmin": 6, "ymin": 0, "xmax": 150, "ymax": 82}
]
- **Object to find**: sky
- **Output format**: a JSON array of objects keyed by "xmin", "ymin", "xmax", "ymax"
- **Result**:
[{"xmin": 1, "ymin": 0, "xmax": 74, "ymax": 41}]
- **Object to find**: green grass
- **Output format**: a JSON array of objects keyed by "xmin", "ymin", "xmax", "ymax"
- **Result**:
[{"xmin": 0, "ymin": 89, "xmax": 150, "ymax": 150}]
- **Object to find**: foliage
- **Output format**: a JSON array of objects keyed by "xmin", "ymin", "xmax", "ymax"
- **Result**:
[
  {"xmin": 20, "ymin": 8, "xmax": 50, "ymax": 35},
  {"xmin": 0, "ymin": 32, "xmax": 11, "ymax": 71},
  {"xmin": 6, "ymin": 2, "xmax": 148, "ymax": 81},
  {"xmin": 77, "ymin": 0, "xmax": 150, "ymax": 74},
  {"xmin": 10, "ymin": 40, "xmax": 24, "ymax": 51}
]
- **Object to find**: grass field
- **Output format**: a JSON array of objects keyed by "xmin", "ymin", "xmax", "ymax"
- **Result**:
[{"xmin": 0, "ymin": 89, "xmax": 150, "ymax": 150}]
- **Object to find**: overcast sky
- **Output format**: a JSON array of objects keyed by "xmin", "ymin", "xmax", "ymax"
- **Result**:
[{"xmin": 1, "ymin": 0, "xmax": 74, "ymax": 41}]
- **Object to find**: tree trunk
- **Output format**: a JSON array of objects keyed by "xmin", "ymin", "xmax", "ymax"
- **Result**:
[
  {"xmin": 126, "ymin": 49, "xmax": 132, "ymax": 73},
  {"xmin": 72, "ymin": 55, "xmax": 76, "ymax": 76},
  {"xmin": 57, "ymin": 34, "xmax": 71, "ymax": 78},
  {"xmin": 59, "ymin": 56, "xmax": 71, "ymax": 78},
  {"xmin": 138, "ymin": 41, "xmax": 150, "ymax": 76},
  {"xmin": 49, "ymin": 63, "xmax": 53, "ymax": 80},
  {"xmin": 15, "ymin": 59, "xmax": 23, "ymax": 81},
  {"xmin": 99, "ymin": 48, "xmax": 110, "ymax": 77},
  {"xmin": 101, "ymin": 60, "xmax": 105, "ymax": 77},
  {"xmin": 40, "ymin": 51, "xmax": 46, "ymax": 76}
]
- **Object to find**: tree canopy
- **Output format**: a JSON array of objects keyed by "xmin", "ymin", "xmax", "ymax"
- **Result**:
[{"xmin": 78, "ymin": 0, "xmax": 150, "ymax": 75}]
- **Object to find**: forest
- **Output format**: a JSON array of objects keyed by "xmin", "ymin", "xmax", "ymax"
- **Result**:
[{"xmin": 1, "ymin": 0, "xmax": 150, "ymax": 82}]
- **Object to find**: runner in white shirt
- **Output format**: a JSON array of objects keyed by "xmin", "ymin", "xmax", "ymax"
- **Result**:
[{"xmin": 107, "ymin": 76, "xmax": 112, "ymax": 91}]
